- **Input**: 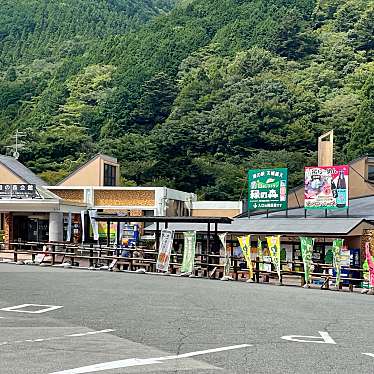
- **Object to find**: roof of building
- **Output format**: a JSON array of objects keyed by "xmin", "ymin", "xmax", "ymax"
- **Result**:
[
  {"xmin": 0, "ymin": 155, "xmax": 46, "ymax": 186},
  {"xmin": 94, "ymin": 215, "xmax": 233, "ymax": 224},
  {"xmin": 56, "ymin": 153, "xmax": 118, "ymax": 186},
  {"xmin": 145, "ymin": 196, "xmax": 374, "ymax": 236},
  {"xmin": 145, "ymin": 217, "xmax": 369, "ymax": 236}
]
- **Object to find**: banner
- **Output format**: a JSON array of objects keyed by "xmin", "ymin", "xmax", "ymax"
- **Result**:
[
  {"xmin": 332, "ymin": 239, "xmax": 344, "ymax": 286},
  {"xmin": 248, "ymin": 168, "xmax": 288, "ymax": 211},
  {"xmin": 156, "ymin": 229, "xmax": 174, "ymax": 272},
  {"xmin": 304, "ymin": 165, "xmax": 349, "ymax": 210},
  {"xmin": 219, "ymin": 233, "xmax": 231, "ymax": 277},
  {"xmin": 181, "ymin": 231, "xmax": 196, "ymax": 274},
  {"xmin": 300, "ymin": 237, "xmax": 315, "ymax": 285},
  {"xmin": 66, "ymin": 212, "xmax": 72, "ymax": 242},
  {"xmin": 258, "ymin": 239, "xmax": 264, "ymax": 271},
  {"xmin": 88, "ymin": 210, "xmax": 99, "ymax": 241},
  {"xmin": 266, "ymin": 236, "xmax": 281, "ymax": 281},
  {"xmin": 238, "ymin": 235, "xmax": 253, "ymax": 279},
  {"xmin": 80, "ymin": 211, "xmax": 85, "ymax": 243},
  {"xmin": 364, "ymin": 242, "xmax": 374, "ymax": 288}
]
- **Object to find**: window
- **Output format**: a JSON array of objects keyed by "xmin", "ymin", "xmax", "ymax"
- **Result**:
[
  {"xmin": 368, "ymin": 165, "xmax": 374, "ymax": 181},
  {"xmin": 104, "ymin": 164, "xmax": 117, "ymax": 186}
]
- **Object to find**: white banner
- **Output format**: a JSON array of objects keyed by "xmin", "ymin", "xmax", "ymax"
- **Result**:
[
  {"xmin": 88, "ymin": 210, "xmax": 99, "ymax": 241},
  {"xmin": 66, "ymin": 212, "xmax": 72, "ymax": 242},
  {"xmin": 156, "ymin": 229, "xmax": 174, "ymax": 272},
  {"xmin": 80, "ymin": 211, "xmax": 85, "ymax": 243},
  {"xmin": 219, "ymin": 233, "xmax": 230, "ymax": 277}
]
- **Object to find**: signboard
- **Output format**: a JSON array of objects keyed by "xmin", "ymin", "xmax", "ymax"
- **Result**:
[
  {"xmin": 248, "ymin": 168, "xmax": 288, "ymax": 211},
  {"xmin": 304, "ymin": 165, "xmax": 349, "ymax": 210},
  {"xmin": 156, "ymin": 229, "xmax": 174, "ymax": 272},
  {"xmin": 0, "ymin": 184, "xmax": 38, "ymax": 199}
]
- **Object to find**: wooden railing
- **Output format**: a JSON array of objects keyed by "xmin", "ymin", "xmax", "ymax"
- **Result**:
[{"xmin": 0, "ymin": 241, "xmax": 366, "ymax": 291}]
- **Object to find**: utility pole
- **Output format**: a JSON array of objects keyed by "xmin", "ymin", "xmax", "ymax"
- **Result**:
[{"xmin": 6, "ymin": 129, "xmax": 27, "ymax": 159}]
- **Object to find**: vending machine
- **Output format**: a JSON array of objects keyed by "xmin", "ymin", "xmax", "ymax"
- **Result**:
[{"xmin": 121, "ymin": 224, "xmax": 139, "ymax": 247}]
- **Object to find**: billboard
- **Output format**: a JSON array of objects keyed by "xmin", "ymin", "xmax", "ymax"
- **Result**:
[
  {"xmin": 304, "ymin": 165, "xmax": 349, "ymax": 210},
  {"xmin": 248, "ymin": 168, "xmax": 288, "ymax": 211}
]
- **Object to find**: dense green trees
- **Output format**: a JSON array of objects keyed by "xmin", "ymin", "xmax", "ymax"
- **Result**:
[{"xmin": 0, "ymin": 0, "xmax": 373, "ymax": 199}]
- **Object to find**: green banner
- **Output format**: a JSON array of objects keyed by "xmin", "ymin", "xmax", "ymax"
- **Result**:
[
  {"xmin": 300, "ymin": 237, "xmax": 315, "ymax": 285},
  {"xmin": 248, "ymin": 168, "xmax": 288, "ymax": 211},
  {"xmin": 181, "ymin": 231, "xmax": 196, "ymax": 274},
  {"xmin": 332, "ymin": 239, "xmax": 344, "ymax": 287}
]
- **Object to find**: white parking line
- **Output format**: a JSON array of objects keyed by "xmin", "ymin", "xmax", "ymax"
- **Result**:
[
  {"xmin": 0, "ymin": 304, "xmax": 63, "ymax": 314},
  {"xmin": 49, "ymin": 344, "xmax": 252, "ymax": 373},
  {"xmin": 0, "ymin": 329, "xmax": 115, "ymax": 346}
]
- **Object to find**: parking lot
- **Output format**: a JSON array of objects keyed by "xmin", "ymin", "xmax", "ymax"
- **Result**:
[{"xmin": 0, "ymin": 263, "xmax": 374, "ymax": 373}]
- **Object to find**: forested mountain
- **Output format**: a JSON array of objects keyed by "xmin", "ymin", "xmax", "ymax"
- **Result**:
[{"xmin": 0, "ymin": 0, "xmax": 373, "ymax": 199}]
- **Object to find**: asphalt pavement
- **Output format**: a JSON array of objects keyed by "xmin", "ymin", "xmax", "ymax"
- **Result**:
[{"xmin": 0, "ymin": 263, "xmax": 373, "ymax": 374}]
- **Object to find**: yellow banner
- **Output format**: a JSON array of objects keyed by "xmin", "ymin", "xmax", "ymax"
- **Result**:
[
  {"xmin": 239, "ymin": 235, "xmax": 253, "ymax": 279},
  {"xmin": 266, "ymin": 235, "xmax": 281, "ymax": 281}
]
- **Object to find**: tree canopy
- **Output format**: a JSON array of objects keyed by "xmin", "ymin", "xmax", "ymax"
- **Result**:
[{"xmin": 0, "ymin": 0, "xmax": 373, "ymax": 199}]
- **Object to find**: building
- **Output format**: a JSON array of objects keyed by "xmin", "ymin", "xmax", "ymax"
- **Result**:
[
  {"xmin": 0, "ymin": 156, "xmax": 86, "ymax": 245},
  {"xmin": 0, "ymin": 154, "xmax": 196, "ymax": 247},
  {"xmin": 191, "ymin": 201, "xmax": 242, "ymax": 218}
]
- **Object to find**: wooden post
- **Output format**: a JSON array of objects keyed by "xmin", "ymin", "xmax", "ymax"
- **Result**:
[
  {"xmin": 256, "ymin": 256, "xmax": 260, "ymax": 283},
  {"xmin": 106, "ymin": 219, "xmax": 110, "ymax": 247},
  {"xmin": 116, "ymin": 222, "xmax": 121, "ymax": 257},
  {"xmin": 155, "ymin": 221, "xmax": 160, "ymax": 250},
  {"xmin": 207, "ymin": 222, "xmax": 211, "ymax": 275}
]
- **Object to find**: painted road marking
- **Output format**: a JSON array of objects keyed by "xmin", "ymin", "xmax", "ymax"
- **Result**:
[
  {"xmin": 363, "ymin": 353, "xmax": 374, "ymax": 358},
  {"xmin": 281, "ymin": 331, "xmax": 336, "ymax": 344},
  {"xmin": 0, "ymin": 304, "xmax": 63, "ymax": 314},
  {"xmin": 0, "ymin": 329, "xmax": 115, "ymax": 346},
  {"xmin": 49, "ymin": 344, "xmax": 252, "ymax": 374}
]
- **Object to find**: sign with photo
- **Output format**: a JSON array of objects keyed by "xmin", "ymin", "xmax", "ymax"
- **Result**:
[
  {"xmin": 248, "ymin": 168, "xmax": 288, "ymax": 211},
  {"xmin": 0, "ymin": 184, "xmax": 38, "ymax": 199},
  {"xmin": 156, "ymin": 229, "xmax": 174, "ymax": 272},
  {"xmin": 304, "ymin": 165, "xmax": 349, "ymax": 210}
]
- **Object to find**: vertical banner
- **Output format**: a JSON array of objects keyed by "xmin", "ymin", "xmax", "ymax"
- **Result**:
[
  {"xmin": 365, "ymin": 242, "xmax": 374, "ymax": 288},
  {"xmin": 332, "ymin": 239, "xmax": 344, "ymax": 287},
  {"xmin": 238, "ymin": 235, "xmax": 253, "ymax": 279},
  {"xmin": 266, "ymin": 236, "xmax": 281, "ymax": 281},
  {"xmin": 156, "ymin": 229, "xmax": 174, "ymax": 272},
  {"xmin": 80, "ymin": 211, "xmax": 85, "ymax": 244},
  {"xmin": 258, "ymin": 238, "xmax": 264, "ymax": 271},
  {"xmin": 300, "ymin": 237, "xmax": 315, "ymax": 285},
  {"xmin": 219, "ymin": 233, "xmax": 231, "ymax": 277},
  {"xmin": 181, "ymin": 231, "xmax": 197, "ymax": 274},
  {"xmin": 88, "ymin": 210, "xmax": 99, "ymax": 241},
  {"xmin": 66, "ymin": 212, "xmax": 72, "ymax": 242}
]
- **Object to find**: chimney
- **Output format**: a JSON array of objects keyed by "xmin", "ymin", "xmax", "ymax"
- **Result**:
[{"xmin": 318, "ymin": 130, "xmax": 334, "ymax": 166}]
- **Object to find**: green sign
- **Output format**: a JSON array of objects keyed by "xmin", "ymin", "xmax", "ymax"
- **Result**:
[{"xmin": 248, "ymin": 168, "xmax": 288, "ymax": 211}]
